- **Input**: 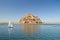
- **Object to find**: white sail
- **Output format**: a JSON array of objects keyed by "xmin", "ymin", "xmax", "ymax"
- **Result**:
[{"xmin": 8, "ymin": 21, "xmax": 13, "ymax": 27}]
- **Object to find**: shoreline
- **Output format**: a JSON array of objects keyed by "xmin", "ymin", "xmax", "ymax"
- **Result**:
[{"xmin": 0, "ymin": 22, "xmax": 60, "ymax": 24}]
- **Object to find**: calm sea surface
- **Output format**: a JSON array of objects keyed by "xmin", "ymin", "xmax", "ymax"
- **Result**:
[{"xmin": 0, "ymin": 24, "xmax": 60, "ymax": 40}]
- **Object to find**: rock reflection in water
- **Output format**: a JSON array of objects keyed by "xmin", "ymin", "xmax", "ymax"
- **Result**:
[
  {"xmin": 21, "ymin": 24, "xmax": 41, "ymax": 40},
  {"xmin": 21, "ymin": 24, "xmax": 39, "ymax": 36}
]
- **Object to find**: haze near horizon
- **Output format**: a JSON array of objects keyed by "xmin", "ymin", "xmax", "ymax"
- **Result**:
[{"xmin": 0, "ymin": 0, "xmax": 60, "ymax": 23}]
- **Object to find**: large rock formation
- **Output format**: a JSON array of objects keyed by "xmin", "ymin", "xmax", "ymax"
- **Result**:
[{"xmin": 19, "ymin": 14, "xmax": 42, "ymax": 24}]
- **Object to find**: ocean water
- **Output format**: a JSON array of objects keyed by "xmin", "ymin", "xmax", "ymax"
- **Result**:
[{"xmin": 0, "ymin": 24, "xmax": 60, "ymax": 40}]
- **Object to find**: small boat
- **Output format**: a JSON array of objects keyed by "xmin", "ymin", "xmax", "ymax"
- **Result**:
[{"xmin": 8, "ymin": 21, "xmax": 13, "ymax": 28}]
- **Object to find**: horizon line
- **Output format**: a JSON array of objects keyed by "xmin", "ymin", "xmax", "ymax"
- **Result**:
[{"xmin": 0, "ymin": 22, "xmax": 60, "ymax": 24}]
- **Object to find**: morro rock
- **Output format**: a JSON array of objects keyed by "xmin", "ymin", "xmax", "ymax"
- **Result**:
[{"xmin": 19, "ymin": 14, "xmax": 42, "ymax": 24}]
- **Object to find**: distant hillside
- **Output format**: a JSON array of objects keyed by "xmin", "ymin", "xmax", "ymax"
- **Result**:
[{"xmin": 0, "ymin": 22, "xmax": 8, "ymax": 24}]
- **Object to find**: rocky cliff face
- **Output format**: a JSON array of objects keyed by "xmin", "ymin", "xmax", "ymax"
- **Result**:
[{"xmin": 19, "ymin": 14, "xmax": 42, "ymax": 24}]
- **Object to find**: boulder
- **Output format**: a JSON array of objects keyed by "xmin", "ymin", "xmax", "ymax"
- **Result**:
[{"xmin": 19, "ymin": 14, "xmax": 42, "ymax": 24}]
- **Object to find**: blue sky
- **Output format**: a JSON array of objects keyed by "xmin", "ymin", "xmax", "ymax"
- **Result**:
[{"xmin": 0, "ymin": 0, "xmax": 60, "ymax": 22}]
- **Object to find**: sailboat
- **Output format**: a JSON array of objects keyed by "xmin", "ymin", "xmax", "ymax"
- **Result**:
[{"xmin": 8, "ymin": 21, "xmax": 13, "ymax": 28}]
